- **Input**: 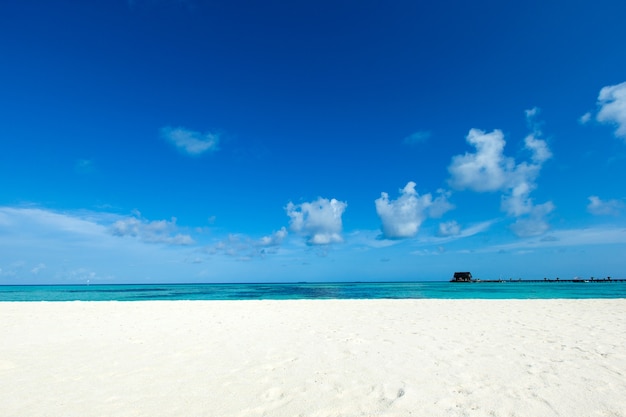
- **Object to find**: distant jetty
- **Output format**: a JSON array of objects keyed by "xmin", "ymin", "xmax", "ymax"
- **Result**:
[{"xmin": 450, "ymin": 272, "xmax": 625, "ymax": 283}]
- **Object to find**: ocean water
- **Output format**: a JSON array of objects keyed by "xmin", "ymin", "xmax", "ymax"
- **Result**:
[{"xmin": 1, "ymin": 281, "xmax": 625, "ymax": 301}]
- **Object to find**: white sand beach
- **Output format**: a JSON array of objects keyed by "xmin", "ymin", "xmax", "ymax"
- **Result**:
[{"xmin": 1, "ymin": 299, "xmax": 625, "ymax": 416}]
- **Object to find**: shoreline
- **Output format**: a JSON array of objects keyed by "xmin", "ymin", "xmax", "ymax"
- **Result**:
[{"xmin": 2, "ymin": 299, "xmax": 625, "ymax": 416}]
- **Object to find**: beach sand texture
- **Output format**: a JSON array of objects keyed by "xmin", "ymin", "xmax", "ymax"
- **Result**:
[{"xmin": 1, "ymin": 299, "xmax": 625, "ymax": 416}]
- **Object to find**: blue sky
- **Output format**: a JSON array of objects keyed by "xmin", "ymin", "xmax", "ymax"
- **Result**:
[{"xmin": 2, "ymin": 0, "xmax": 626, "ymax": 284}]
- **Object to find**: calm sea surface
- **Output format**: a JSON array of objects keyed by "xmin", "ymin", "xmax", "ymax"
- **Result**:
[{"xmin": 1, "ymin": 281, "xmax": 625, "ymax": 301}]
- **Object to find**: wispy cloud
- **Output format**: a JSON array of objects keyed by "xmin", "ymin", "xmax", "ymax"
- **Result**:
[
  {"xmin": 596, "ymin": 81, "xmax": 626, "ymax": 140},
  {"xmin": 451, "ymin": 220, "xmax": 495, "ymax": 239},
  {"xmin": 484, "ymin": 226, "xmax": 626, "ymax": 253},
  {"xmin": 286, "ymin": 198, "xmax": 347, "ymax": 245},
  {"xmin": 448, "ymin": 109, "xmax": 553, "ymax": 237},
  {"xmin": 579, "ymin": 112, "xmax": 592, "ymax": 125},
  {"xmin": 403, "ymin": 131, "xmax": 430, "ymax": 145},
  {"xmin": 110, "ymin": 215, "xmax": 195, "ymax": 245},
  {"xmin": 0, "ymin": 206, "xmax": 109, "ymax": 237},
  {"xmin": 341, "ymin": 229, "xmax": 404, "ymax": 249},
  {"xmin": 259, "ymin": 227, "xmax": 288, "ymax": 247},
  {"xmin": 587, "ymin": 196, "xmax": 624, "ymax": 216},
  {"xmin": 438, "ymin": 220, "xmax": 461, "ymax": 237},
  {"xmin": 161, "ymin": 126, "xmax": 220, "ymax": 156},
  {"xmin": 414, "ymin": 219, "xmax": 496, "ymax": 245},
  {"xmin": 509, "ymin": 202, "xmax": 555, "ymax": 237},
  {"xmin": 204, "ymin": 227, "xmax": 289, "ymax": 260},
  {"xmin": 75, "ymin": 159, "xmax": 95, "ymax": 174},
  {"xmin": 0, "ymin": 206, "xmax": 302, "ymax": 283},
  {"xmin": 0, "ymin": 207, "xmax": 203, "ymax": 283},
  {"xmin": 375, "ymin": 182, "xmax": 453, "ymax": 239}
]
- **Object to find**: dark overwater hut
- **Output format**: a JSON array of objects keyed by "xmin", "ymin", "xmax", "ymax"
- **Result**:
[{"xmin": 451, "ymin": 272, "xmax": 473, "ymax": 282}]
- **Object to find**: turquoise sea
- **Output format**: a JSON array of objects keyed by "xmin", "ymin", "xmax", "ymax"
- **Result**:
[{"xmin": 1, "ymin": 281, "xmax": 625, "ymax": 301}]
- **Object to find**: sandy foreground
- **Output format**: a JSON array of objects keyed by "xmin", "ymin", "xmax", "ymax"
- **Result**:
[{"xmin": 1, "ymin": 299, "xmax": 625, "ymax": 417}]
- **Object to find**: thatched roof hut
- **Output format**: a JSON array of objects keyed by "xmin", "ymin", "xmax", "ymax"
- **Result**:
[{"xmin": 451, "ymin": 272, "xmax": 473, "ymax": 282}]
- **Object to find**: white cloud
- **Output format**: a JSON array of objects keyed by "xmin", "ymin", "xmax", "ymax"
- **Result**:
[
  {"xmin": 596, "ymin": 81, "xmax": 626, "ymax": 139},
  {"xmin": 206, "ymin": 234, "xmax": 252, "ymax": 259},
  {"xmin": 111, "ymin": 216, "xmax": 195, "ymax": 245},
  {"xmin": 524, "ymin": 132, "xmax": 552, "ymax": 164},
  {"xmin": 403, "ymin": 131, "xmax": 430, "ymax": 145},
  {"xmin": 205, "ymin": 227, "xmax": 289, "ymax": 260},
  {"xmin": 161, "ymin": 126, "xmax": 220, "ymax": 155},
  {"xmin": 448, "ymin": 129, "xmax": 512, "ymax": 191},
  {"xmin": 429, "ymin": 189, "xmax": 455, "ymax": 218},
  {"xmin": 448, "ymin": 112, "xmax": 553, "ymax": 236},
  {"xmin": 65, "ymin": 268, "xmax": 98, "ymax": 282},
  {"xmin": 509, "ymin": 202, "xmax": 555, "ymax": 237},
  {"xmin": 286, "ymin": 198, "xmax": 347, "ymax": 245},
  {"xmin": 375, "ymin": 182, "xmax": 453, "ymax": 239},
  {"xmin": 438, "ymin": 220, "xmax": 461, "ymax": 237},
  {"xmin": 258, "ymin": 227, "xmax": 288, "ymax": 247},
  {"xmin": 525, "ymin": 107, "xmax": 539, "ymax": 119},
  {"xmin": 500, "ymin": 145, "xmax": 549, "ymax": 220},
  {"xmin": 587, "ymin": 196, "xmax": 624, "ymax": 216},
  {"xmin": 579, "ymin": 112, "xmax": 592, "ymax": 125},
  {"xmin": 31, "ymin": 263, "xmax": 46, "ymax": 274},
  {"xmin": 205, "ymin": 234, "xmax": 244, "ymax": 257}
]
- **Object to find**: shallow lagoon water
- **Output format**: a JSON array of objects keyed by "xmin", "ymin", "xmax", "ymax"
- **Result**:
[{"xmin": 1, "ymin": 280, "xmax": 625, "ymax": 301}]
